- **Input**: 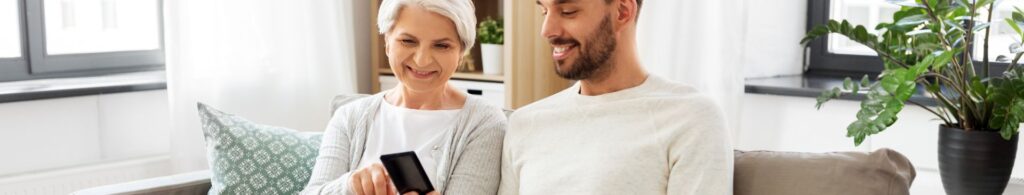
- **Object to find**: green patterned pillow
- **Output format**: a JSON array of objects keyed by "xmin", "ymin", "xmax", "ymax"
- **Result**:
[{"xmin": 197, "ymin": 103, "xmax": 323, "ymax": 195}]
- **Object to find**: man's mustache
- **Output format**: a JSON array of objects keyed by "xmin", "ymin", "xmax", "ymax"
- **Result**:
[{"xmin": 548, "ymin": 37, "xmax": 579, "ymax": 46}]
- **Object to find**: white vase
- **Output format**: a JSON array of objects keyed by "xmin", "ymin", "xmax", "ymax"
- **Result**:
[{"xmin": 481, "ymin": 43, "xmax": 503, "ymax": 75}]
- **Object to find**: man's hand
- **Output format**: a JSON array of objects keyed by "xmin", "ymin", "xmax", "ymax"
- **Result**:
[{"xmin": 350, "ymin": 163, "xmax": 396, "ymax": 195}]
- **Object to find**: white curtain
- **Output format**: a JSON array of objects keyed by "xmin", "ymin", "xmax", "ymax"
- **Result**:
[
  {"xmin": 164, "ymin": 0, "xmax": 359, "ymax": 172},
  {"xmin": 636, "ymin": 0, "xmax": 748, "ymax": 137}
]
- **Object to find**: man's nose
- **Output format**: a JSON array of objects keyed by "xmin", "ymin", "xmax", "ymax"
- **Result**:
[{"xmin": 540, "ymin": 14, "xmax": 563, "ymax": 42}]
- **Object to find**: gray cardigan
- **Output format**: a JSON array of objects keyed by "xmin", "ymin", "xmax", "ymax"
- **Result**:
[{"xmin": 301, "ymin": 92, "xmax": 506, "ymax": 195}]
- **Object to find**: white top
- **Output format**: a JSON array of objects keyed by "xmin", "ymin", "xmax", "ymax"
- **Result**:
[
  {"xmin": 499, "ymin": 75, "xmax": 734, "ymax": 195},
  {"xmin": 357, "ymin": 100, "xmax": 461, "ymax": 184},
  {"xmin": 302, "ymin": 93, "xmax": 506, "ymax": 195}
]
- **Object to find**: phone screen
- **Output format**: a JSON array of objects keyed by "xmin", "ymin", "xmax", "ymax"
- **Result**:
[{"xmin": 380, "ymin": 151, "xmax": 435, "ymax": 194}]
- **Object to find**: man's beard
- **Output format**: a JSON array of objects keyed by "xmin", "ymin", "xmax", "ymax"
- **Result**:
[{"xmin": 551, "ymin": 16, "xmax": 617, "ymax": 80}]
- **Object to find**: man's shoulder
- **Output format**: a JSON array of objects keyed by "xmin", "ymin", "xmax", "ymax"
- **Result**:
[
  {"xmin": 635, "ymin": 76, "xmax": 720, "ymax": 108},
  {"xmin": 642, "ymin": 75, "xmax": 700, "ymax": 97},
  {"xmin": 509, "ymin": 85, "xmax": 576, "ymax": 117}
]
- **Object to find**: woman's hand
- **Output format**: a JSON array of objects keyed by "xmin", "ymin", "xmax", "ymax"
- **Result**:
[{"xmin": 350, "ymin": 163, "xmax": 396, "ymax": 195}]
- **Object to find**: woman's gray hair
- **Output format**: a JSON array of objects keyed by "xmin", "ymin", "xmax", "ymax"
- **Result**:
[{"xmin": 377, "ymin": 0, "xmax": 477, "ymax": 54}]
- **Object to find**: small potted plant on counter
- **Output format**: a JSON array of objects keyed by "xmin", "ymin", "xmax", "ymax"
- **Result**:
[{"xmin": 478, "ymin": 17, "xmax": 504, "ymax": 75}]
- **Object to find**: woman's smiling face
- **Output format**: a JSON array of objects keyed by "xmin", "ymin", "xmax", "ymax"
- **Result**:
[{"xmin": 385, "ymin": 5, "xmax": 463, "ymax": 93}]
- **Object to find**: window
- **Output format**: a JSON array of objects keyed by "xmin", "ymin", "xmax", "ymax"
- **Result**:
[
  {"xmin": 807, "ymin": 0, "xmax": 1010, "ymax": 76},
  {"xmin": 43, "ymin": 0, "xmax": 160, "ymax": 55},
  {"xmin": 973, "ymin": 1, "xmax": 1024, "ymax": 63},
  {"xmin": 0, "ymin": 0, "xmax": 19, "ymax": 58},
  {"xmin": 0, "ymin": 0, "xmax": 163, "ymax": 82},
  {"xmin": 826, "ymin": 0, "xmax": 897, "ymax": 56}
]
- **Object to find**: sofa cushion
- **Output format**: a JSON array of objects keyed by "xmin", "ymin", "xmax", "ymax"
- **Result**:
[
  {"xmin": 197, "ymin": 103, "xmax": 323, "ymax": 195},
  {"xmin": 734, "ymin": 148, "xmax": 916, "ymax": 195}
]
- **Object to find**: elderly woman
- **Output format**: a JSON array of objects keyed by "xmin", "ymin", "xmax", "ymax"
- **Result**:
[{"xmin": 300, "ymin": 0, "xmax": 504, "ymax": 195}]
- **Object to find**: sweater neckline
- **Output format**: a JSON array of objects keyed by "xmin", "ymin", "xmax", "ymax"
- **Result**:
[{"xmin": 568, "ymin": 75, "xmax": 660, "ymax": 102}]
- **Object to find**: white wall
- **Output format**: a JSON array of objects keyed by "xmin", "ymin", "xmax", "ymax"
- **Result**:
[
  {"xmin": 742, "ymin": 0, "xmax": 807, "ymax": 78},
  {"xmin": 0, "ymin": 90, "xmax": 171, "ymax": 176}
]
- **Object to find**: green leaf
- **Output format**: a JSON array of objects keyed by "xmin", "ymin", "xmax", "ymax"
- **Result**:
[
  {"xmin": 927, "ymin": 82, "xmax": 941, "ymax": 93},
  {"xmin": 861, "ymin": 75, "xmax": 872, "ymax": 87},
  {"xmin": 478, "ymin": 17, "xmax": 504, "ymax": 44},
  {"xmin": 989, "ymin": 74, "xmax": 1024, "ymax": 140},
  {"xmin": 801, "ymin": 26, "xmax": 830, "ymax": 45},
  {"xmin": 997, "ymin": 98, "xmax": 1022, "ymax": 139},
  {"xmin": 978, "ymin": 0, "xmax": 995, "ymax": 7},
  {"xmin": 968, "ymin": 76, "xmax": 987, "ymax": 103},
  {"xmin": 853, "ymin": 25, "xmax": 870, "ymax": 42},
  {"xmin": 973, "ymin": 22, "xmax": 991, "ymax": 32},
  {"xmin": 844, "ymin": 77, "xmax": 854, "ymax": 89},
  {"xmin": 841, "ymin": 51, "xmax": 949, "ymax": 146},
  {"xmin": 801, "ymin": 20, "xmax": 882, "ymax": 57},
  {"xmin": 896, "ymin": 14, "xmax": 930, "ymax": 27},
  {"xmin": 816, "ymin": 86, "xmax": 843, "ymax": 110},
  {"xmin": 1005, "ymin": 18, "xmax": 1023, "ymax": 36}
]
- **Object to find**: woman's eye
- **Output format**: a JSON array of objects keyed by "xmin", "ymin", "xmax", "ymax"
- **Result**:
[
  {"xmin": 433, "ymin": 43, "xmax": 451, "ymax": 50},
  {"xmin": 400, "ymin": 39, "xmax": 416, "ymax": 46},
  {"xmin": 561, "ymin": 10, "xmax": 577, "ymax": 16}
]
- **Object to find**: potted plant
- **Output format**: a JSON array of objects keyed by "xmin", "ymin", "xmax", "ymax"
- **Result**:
[
  {"xmin": 802, "ymin": 0, "xmax": 1023, "ymax": 194},
  {"xmin": 478, "ymin": 17, "xmax": 503, "ymax": 75}
]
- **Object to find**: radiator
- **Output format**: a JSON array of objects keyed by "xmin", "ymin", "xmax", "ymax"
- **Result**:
[{"xmin": 0, "ymin": 155, "xmax": 171, "ymax": 195}]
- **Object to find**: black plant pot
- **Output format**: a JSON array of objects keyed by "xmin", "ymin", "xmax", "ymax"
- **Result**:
[{"xmin": 939, "ymin": 125, "xmax": 1020, "ymax": 195}]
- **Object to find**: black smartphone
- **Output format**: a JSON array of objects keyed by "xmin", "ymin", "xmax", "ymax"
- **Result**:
[{"xmin": 380, "ymin": 151, "xmax": 434, "ymax": 194}]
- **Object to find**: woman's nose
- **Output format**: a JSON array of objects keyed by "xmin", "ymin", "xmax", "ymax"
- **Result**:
[{"xmin": 411, "ymin": 47, "xmax": 434, "ymax": 67}]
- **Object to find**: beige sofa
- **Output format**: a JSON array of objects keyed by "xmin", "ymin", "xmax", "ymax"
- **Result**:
[{"xmin": 73, "ymin": 95, "xmax": 917, "ymax": 195}]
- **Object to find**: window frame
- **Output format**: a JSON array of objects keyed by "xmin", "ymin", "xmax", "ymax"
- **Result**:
[
  {"xmin": 806, "ymin": 0, "xmax": 1010, "ymax": 77},
  {"xmin": 0, "ymin": 0, "xmax": 164, "ymax": 83},
  {"xmin": 0, "ymin": 0, "xmax": 30, "ymax": 81}
]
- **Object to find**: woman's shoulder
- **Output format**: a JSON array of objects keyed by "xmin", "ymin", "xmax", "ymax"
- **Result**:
[
  {"xmin": 462, "ymin": 95, "xmax": 508, "ymax": 123},
  {"xmin": 329, "ymin": 93, "xmax": 385, "ymax": 124},
  {"xmin": 458, "ymin": 95, "xmax": 508, "ymax": 135}
]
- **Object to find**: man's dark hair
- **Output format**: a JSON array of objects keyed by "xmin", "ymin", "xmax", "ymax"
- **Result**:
[{"xmin": 604, "ymin": 0, "xmax": 643, "ymax": 21}]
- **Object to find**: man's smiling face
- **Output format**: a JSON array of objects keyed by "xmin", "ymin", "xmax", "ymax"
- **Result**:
[{"xmin": 537, "ymin": 0, "xmax": 618, "ymax": 80}]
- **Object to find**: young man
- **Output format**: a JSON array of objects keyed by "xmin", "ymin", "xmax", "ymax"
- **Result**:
[{"xmin": 499, "ymin": 0, "xmax": 733, "ymax": 194}]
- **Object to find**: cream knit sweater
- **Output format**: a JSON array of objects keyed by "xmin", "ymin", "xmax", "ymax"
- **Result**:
[{"xmin": 499, "ymin": 75, "xmax": 734, "ymax": 195}]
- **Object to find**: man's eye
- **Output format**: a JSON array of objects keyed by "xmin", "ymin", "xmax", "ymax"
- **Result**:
[{"xmin": 561, "ymin": 10, "xmax": 577, "ymax": 16}]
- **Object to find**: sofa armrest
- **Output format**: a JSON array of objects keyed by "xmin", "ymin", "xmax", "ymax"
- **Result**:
[
  {"xmin": 734, "ymin": 148, "xmax": 916, "ymax": 195},
  {"xmin": 72, "ymin": 170, "xmax": 212, "ymax": 195}
]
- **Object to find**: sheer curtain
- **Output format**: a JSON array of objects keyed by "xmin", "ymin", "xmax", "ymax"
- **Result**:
[
  {"xmin": 164, "ymin": 0, "xmax": 359, "ymax": 172},
  {"xmin": 636, "ymin": 0, "xmax": 748, "ymax": 137}
]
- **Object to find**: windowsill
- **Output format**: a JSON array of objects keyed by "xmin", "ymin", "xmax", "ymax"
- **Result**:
[
  {"xmin": 744, "ymin": 73, "xmax": 938, "ymax": 106},
  {"xmin": 0, "ymin": 71, "xmax": 167, "ymax": 103}
]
